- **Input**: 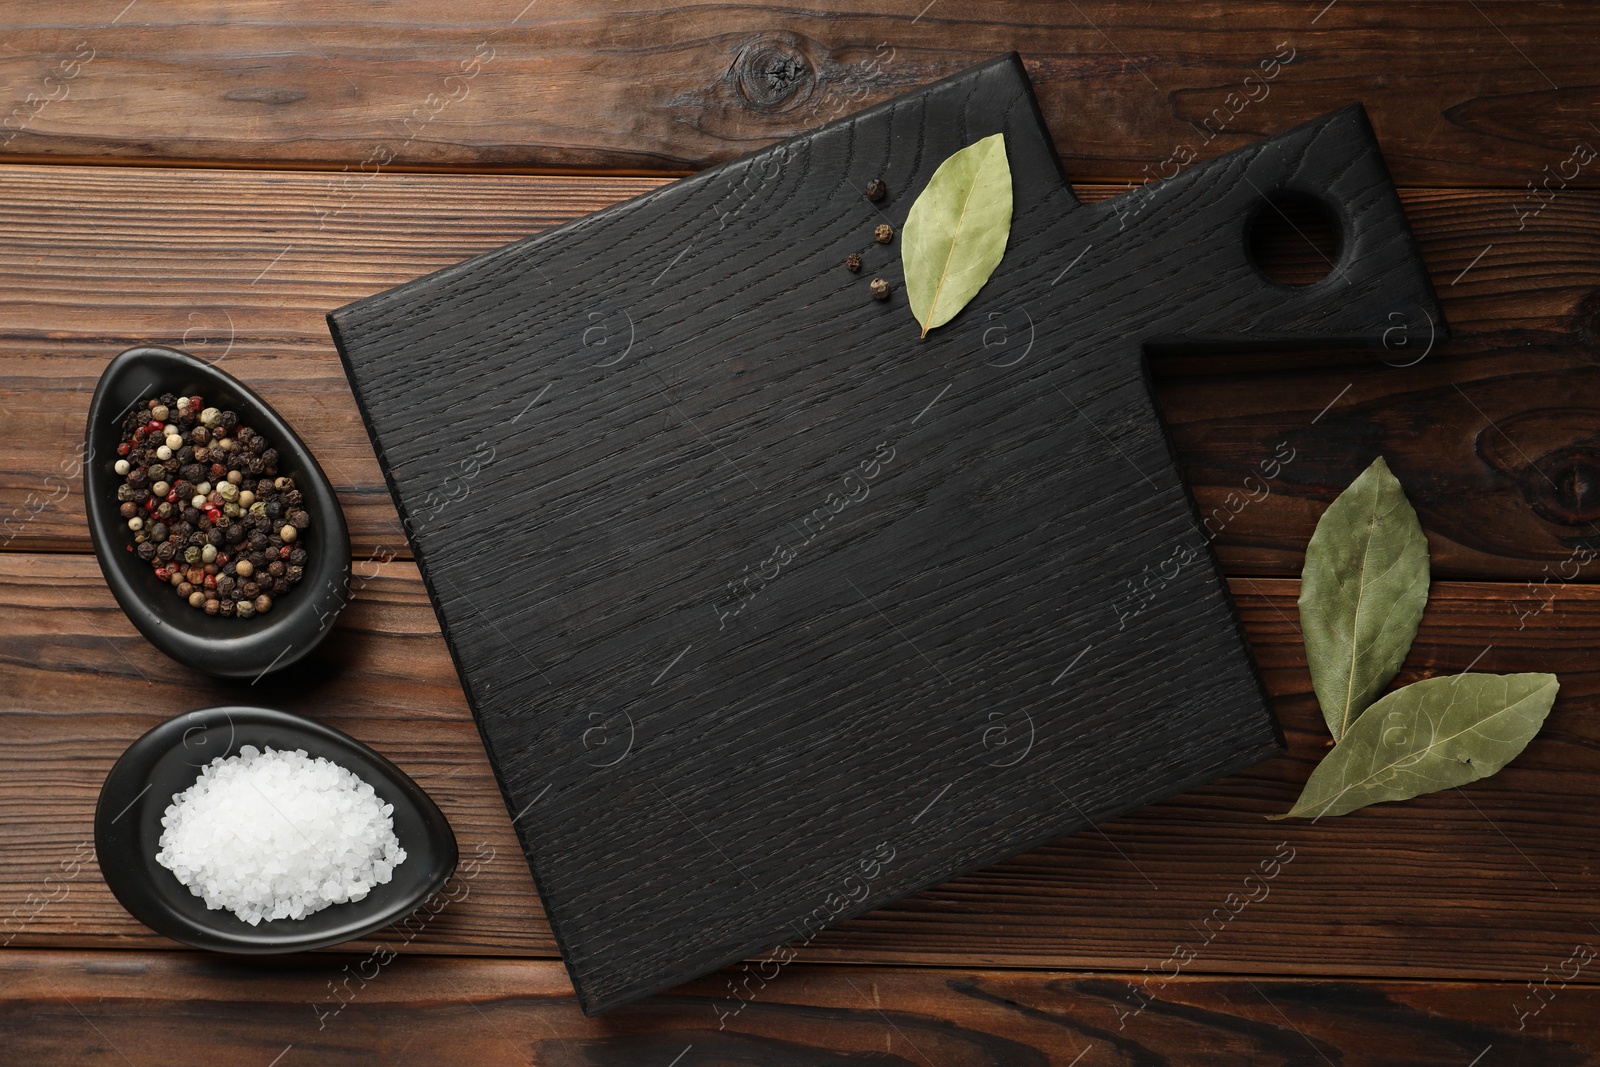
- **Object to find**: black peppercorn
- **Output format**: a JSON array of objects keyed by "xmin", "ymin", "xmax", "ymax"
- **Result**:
[
  {"xmin": 870, "ymin": 277, "xmax": 890, "ymax": 300},
  {"xmin": 874, "ymin": 223, "xmax": 894, "ymax": 244},
  {"xmin": 136, "ymin": 542, "xmax": 157, "ymax": 561},
  {"xmin": 845, "ymin": 252, "xmax": 862, "ymax": 273},
  {"xmin": 865, "ymin": 178, "xmax": 887, "ymax": 202}
]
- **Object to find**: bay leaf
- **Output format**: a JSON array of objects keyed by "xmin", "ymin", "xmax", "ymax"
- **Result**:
[
  {"xmin": 1272, "ymin": 672, "xmax": 1558, "ymax": 819},
  {"xmin": 901, "ymin": 133, "xmax": 1013, "ymax": 338},
  {"xmin": 1299, "ymin": 456, "xmax": 1430, "ymax": 741}
]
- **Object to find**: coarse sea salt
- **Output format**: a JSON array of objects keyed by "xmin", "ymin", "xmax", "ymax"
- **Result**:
[{"xmin": 155, "ymin": 745, "xmax": 407, "ymax": 925}]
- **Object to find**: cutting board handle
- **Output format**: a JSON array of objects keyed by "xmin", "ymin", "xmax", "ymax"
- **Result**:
[{"xmin": 1087, "ymin": 104, "xmax": 1446, "ymax": 353}]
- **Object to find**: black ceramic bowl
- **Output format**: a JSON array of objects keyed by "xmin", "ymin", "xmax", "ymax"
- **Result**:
[
  {"xmin": 85, "ymin": 345, "xmax": 351, "ymax": 679},
  {"xmin": 95, "ymin": 706, "xmax": 458, "ymax": 953}
]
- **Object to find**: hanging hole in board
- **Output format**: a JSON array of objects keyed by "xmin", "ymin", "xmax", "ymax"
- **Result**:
[{"xmin": 1246, "ymin": 191, "xmax": 1343, "ymax": 288}]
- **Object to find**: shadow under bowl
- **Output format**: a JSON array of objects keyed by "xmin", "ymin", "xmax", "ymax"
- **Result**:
[
  {"xmin": 84, "ymin": 344, "xmax": 352, "ymax": 679},
  {"xmin": 95, "ymin": 705, "xmax": 459, "ymax": 953}
]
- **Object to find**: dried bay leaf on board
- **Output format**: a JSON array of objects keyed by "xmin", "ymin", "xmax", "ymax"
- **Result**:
[{"xmin": 901, "ymin": 133, "xmax": 1013, "ymax": 338}]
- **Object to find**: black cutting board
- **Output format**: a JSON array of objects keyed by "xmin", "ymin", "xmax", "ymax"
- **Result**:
[{"xmin": 329, "ymin": 54, "xmax": 1443, "ymax": 1014}]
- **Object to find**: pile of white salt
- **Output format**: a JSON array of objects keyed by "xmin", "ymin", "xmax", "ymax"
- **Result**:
[{"xmin": 155, "ymin": 745, "xmax": 407, "ymax": 925}]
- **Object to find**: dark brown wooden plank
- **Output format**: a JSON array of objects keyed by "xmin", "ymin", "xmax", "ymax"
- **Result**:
[
  {"xmin": 3, "ymin": 554, "xmax": 1597, "ymax": 984},
  {"xmin": 1, "ymin": 166, "xmax": 1598, "ymax": 580},
  {"xmin": 0, "ymin": 2, "xmax": 1594, "ymax": 187},
  {"xmin": 3, "ymin": 951, "xmax": 1596, "ymax": 1064}
]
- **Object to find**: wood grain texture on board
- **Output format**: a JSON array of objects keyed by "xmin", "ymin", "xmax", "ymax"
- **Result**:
[
  {"xmin": 327, "ymin": 54, "xmax": 1452, "ymax": 1010},
  {"xmin": 0, "ymin": 1, "xmax": 1594, "ymax": 188},
  {"xmin": 2, "ymin": 166, "xmax": 1598, "ymax": 578},
  {"xmin": 7, "ymin": 952, "xmax": 1599, "ymax": 1066},
  {"xmin": 2, "ymin": 555, "xmax": 1596, "ymax": 983}
]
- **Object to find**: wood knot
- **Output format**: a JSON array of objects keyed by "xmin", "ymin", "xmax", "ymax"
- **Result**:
[
  {"xmin": 733, "ymin": 34, "xmax": 815, "ymax": 113},
  {"xmin": 1475, "ymin": 408, "xmax": 1600, "ymax": 525},
  {"xmin": 1520, "ymin": 447, "xmax": 1600, "ymax": 525}
]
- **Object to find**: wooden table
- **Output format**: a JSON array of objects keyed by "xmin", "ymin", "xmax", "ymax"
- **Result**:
[{"xmin": 3, "ymin": 3, "xmax": 1598, "ymax": 1063}]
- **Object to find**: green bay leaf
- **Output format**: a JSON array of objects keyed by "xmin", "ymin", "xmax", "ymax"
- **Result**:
[
  {"xmin": 901, "ymin": 133, "xmax": 1013, "ymax": 338},
  {"xmin": 1273, "ymin": 672, "xmax": 1558, "ymax": 820},
  {"xmin": 1299, "ymin": 456, "xmax": 1430, "ymax": 741}
]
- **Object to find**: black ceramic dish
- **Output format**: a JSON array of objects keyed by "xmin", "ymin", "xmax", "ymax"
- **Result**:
[
  {"xmin": 84, "ymin": 345, "xmax": 351, "ymax": 679},
  {"xmin": 95, "ymin": 706, "xmax": 458, "ymax": 953}
]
